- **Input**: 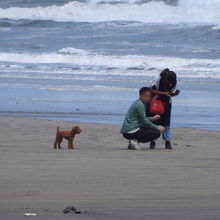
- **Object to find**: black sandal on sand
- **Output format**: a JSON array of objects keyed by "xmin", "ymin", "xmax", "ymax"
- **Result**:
[
  {"xmin": 63, "ymin": 206, "xmax": 82, "ymax": 214},
  {"xmin": 63, "ymin": 206, "xmax": 76, "ymax": 214}
]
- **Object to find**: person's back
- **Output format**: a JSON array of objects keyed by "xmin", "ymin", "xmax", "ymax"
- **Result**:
[
  {"xmin": 120, "ymin": 87, "xmax": 164, "ymax": 150},
  {"xmin": 120, "ymin": 99, "xmax": 155, "ymax": 134}
]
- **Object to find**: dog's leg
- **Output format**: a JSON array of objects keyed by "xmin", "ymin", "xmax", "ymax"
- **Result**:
[
  {"xmin": 68, "ymin": 139, "xmax": 73, "ymax": 149},
  {"xmin": 54, "ymin": 140, "xmax": 57, "ymax": 149},
  {"xmin": 71, "ymin": 138, "xmax": 74, "ymax": 149},
  {"xmin": 58, "ymin": 137, "xmax": 63, "ymax": 149},
  {"xmin": 54, "ymin": 127, "xmax": 60, "ymax": 149},
  {"xmin": 68, "ymin": 139, "xmax": 71, "ymax": 149},
  {"xmin": 54, "ymin": 136, "xmax": 59, "ymax": 149}
]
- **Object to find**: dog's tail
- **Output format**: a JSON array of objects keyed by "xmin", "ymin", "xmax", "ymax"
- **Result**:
[{"xmin": 55, "ymin": 126, "xmax": 60, "ymax": 137}]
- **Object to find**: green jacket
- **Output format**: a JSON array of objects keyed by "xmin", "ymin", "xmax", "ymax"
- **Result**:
[{"xmin": 120, "ymin": 99, "xmax": 158, "ymax": 133}]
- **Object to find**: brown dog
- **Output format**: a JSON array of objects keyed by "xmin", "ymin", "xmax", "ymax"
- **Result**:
[{"xmin": 54, "ymin": 126, "xmax": 81, "ymax": 149}]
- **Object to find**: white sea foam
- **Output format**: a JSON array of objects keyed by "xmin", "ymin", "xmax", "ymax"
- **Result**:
[
  {"xmin": 39, "ymin": 85, "xmax": 134, "ymax": 92},
  {"xmin": 0, "ymin": 50, "xmax": 220, "ymax": 78},
  {"xmin": 212, "ymin": 25, "xmax": 220, "ymax": 30},
  {"xmin": 0, "ymin": 0, "xmax": 220, "ymax": 24},
  {"xmin": 58, "ymin": 47, "xmax": 90, "ymax": 55}
]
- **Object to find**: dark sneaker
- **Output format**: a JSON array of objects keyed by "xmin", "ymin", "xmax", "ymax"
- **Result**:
[
  {"xmin": 150, "ymin": 141, "xmax": 156, "ymax": 149},
  {"xmin": 165, "ymin": 141, "xmax": 172, "ymax": 149},
  {"xmin": 128, "ymin": 143, "xmax": 135, "ymax": 150}
]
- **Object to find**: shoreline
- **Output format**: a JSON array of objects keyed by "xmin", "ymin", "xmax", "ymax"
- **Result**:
[
  {"xmin": 1, "ymin": 113, "xmax": 220, "ymax": 131},
  {"xmin": 1, "ymin": 116, "xmax": 220, "ymax": 219}
]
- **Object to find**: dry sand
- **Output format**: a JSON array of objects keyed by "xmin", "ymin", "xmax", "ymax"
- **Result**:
[{"xmin": 0, "ymin": 116, "xmax": 220, "ymax": 220}]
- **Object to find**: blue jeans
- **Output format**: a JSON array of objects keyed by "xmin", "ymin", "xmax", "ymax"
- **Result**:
[{"xmin": 162, "ymin": 126, "xmax": 171, "ymax": 141}]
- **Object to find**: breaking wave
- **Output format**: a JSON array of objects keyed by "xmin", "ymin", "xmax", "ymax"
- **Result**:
[
  {"xmin": 0, "ymin": 48, "xmax": 220, "ymax": 78},
  {"xmin": 0, "ymin": 0, "xmax": 220, "ymax": 24}
]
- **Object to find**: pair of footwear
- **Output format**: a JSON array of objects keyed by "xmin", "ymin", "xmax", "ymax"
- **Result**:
[
  {"xmin": 128, "ymin": 139, "xmax": 142, "ymax": 150},
  {"xmin": 128, "ymin": 140, "xmax": 172, "ymax": 150},
  {"xmin": 150, "ymin": 141, "xmax": 172, "ymax": 149}
]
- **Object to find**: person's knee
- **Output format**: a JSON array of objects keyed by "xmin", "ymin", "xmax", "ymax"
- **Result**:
[
  {"xmin": 139, "ymin": 128, "xmax": 161, "ymax": 143},
  {"xmin": 154, "ymin": 130, "xmax": 161, "ymax": 139}
]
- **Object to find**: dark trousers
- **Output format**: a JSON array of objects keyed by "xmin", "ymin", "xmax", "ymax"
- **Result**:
[{"xmin": 123, "ymin": 127, "xmax": 160, "ymax": 143}]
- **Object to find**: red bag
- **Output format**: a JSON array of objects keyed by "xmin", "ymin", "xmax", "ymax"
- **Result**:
[{"xmin": 150, "ymin": 95, "xmax": 165, "ymax": 115}]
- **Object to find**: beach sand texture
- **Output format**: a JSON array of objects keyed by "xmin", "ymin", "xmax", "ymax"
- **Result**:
[{"xmin": 0, "ymin": 116, "xmax": 220, "ymax": 219}]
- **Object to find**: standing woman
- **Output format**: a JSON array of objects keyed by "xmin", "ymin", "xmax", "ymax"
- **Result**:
[{"xmin": 149, "ymin": 68, "xmax": 179, "ymax": 149}]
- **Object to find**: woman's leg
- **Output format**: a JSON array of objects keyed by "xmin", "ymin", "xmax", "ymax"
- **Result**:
[
  {"xmin": 162, "ymin": 126, "xmax": 171, "ymax": 141},
  {"xmin": 162, "ymin": 126, "xmax": 172, "ymax": 149},
  {"xmin": 150, "ymin": 126, "xmax": 171, "ymax": 149}
]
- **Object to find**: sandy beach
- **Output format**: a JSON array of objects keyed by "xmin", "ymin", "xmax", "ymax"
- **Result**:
[
  {"xmin": 1, "ymin": 0, "xmax": 220, "ymax": 219},
  {"xmin": 0, "ymin": 116, "xmax": 220, "ymax": 219}
]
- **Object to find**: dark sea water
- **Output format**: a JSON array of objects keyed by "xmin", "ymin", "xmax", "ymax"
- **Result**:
[{"xmin": 0, "ymin": 0, "xmax": 220, "ymax": 130}]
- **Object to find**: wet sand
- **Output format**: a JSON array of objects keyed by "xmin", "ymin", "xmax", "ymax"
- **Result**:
[{"xmin": 0, "ymin": 116, "xmax": 220, "ymax": 219}]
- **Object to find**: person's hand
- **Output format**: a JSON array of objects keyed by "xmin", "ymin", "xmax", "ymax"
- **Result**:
[
  {"xmin": 170, "ymin": 89, "xmax": 180, "ymax": 97},
  {"xmin": 162, "ymin": 92, "xmax": 171, "ymax": 97},
  {"xmin": 158, "ymin": 126, "xmax": 165, "ymax": 132},
  {"xmin": 153, "ymin": 115, "xmax": 160, "ymax": 120}
]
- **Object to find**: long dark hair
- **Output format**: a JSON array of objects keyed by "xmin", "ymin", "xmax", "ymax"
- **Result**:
[{"xmin": 160, "ymin": 68, "xmax": 177, "ymax": 91}]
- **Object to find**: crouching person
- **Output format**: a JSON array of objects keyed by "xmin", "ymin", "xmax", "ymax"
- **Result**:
[{"xmin": 120, "ymin": 87, "xmax": 165, "ymax": 150}]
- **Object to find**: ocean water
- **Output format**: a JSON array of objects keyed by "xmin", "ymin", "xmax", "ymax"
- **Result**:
[{"xmin": 0, "ymin": 0, "xmax": 220, "ymax": 130}]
